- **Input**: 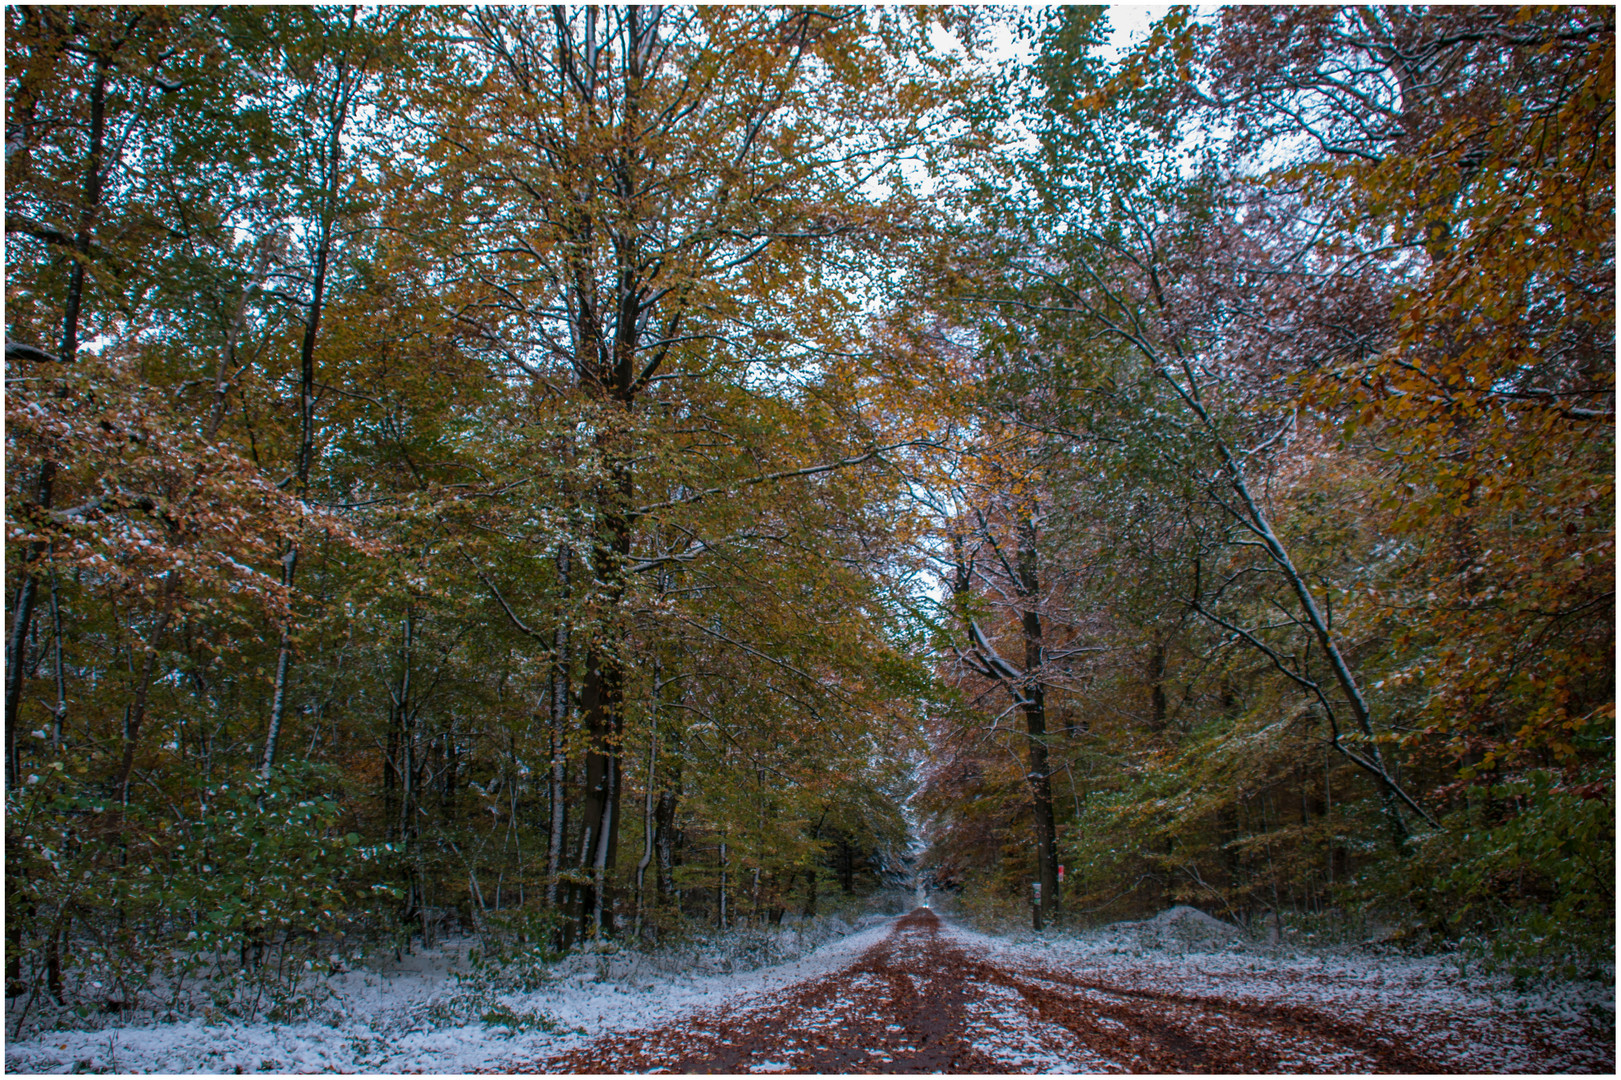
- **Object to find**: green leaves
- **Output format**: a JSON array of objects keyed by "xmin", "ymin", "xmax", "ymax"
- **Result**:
[
  {"xmin": 908, "ymin": 4, "xmax": 1611, "ymax": 969},
  {"xmin": 4, "ymin": 4, "xmax": 1608, "ymax": 1007}
]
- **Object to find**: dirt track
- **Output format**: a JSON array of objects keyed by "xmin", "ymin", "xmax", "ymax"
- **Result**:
[{"xmin": 529, "ymin": 908, "xmax": 1485, "ymax": 1074}]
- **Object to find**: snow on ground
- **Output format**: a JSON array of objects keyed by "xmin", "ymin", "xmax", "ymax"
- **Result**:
[
  {"xmin": 8, "ymin": 904, "xmax": 1612, "ymax": 1074},
  {"xmin": 949, "ymin": 907, "xmax": 1615, "ymax": 1075},
  {"xmin": 5, "ymin": 916, "xmax": 899, "ymax": 1075},
  {"xmin": 959, "ymin": 976, "xmax": 1110, "ymax": 1074}
]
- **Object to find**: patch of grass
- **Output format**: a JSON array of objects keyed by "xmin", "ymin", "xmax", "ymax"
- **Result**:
[{"xmin": 479, "ymin": 1002, "xmax": 562, "ymax": 1035}]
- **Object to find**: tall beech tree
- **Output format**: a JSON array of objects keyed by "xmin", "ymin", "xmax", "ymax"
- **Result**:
[
  {"xmin": 941, "ymin": 440, "xmax": 1070, "ymax": 930},
  {"xmin": 411, "ymin": 5, "xmax": 961, "ymax": 937}
]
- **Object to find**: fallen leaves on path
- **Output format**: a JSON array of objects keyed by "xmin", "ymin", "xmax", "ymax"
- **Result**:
[{"xmin": 527, "ymin": 908, "xmax": 1611, "ymax": 1074}]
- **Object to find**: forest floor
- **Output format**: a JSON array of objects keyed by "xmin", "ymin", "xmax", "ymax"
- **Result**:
[
  {"xmin": 532, "ymin": 907, "xmax": 1612, "ymax": 1074},
  {"xmin": 5, "ymin": 906, "xmax": 1612, "ymax": 1074}
]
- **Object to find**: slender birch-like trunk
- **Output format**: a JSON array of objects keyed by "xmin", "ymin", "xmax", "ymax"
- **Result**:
[
  {"xmin": 261, "ymin": 37, "xmax": 358, "ymax": 782},
  {"xmin": 545, "ymin": 546, "xmax": 571, "ymax": 908},
  {"xmin": 634, "ymin": 719, "xmax": 656, "ymax": 939},
  {"xmin": 7, "ymin": 59, "xmax": 108, "ymax": 782}
]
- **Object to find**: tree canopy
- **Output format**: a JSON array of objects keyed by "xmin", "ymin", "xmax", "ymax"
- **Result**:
[{"xmin": 6, "ymin": 3, "xmax": 1612, "ymax": 1016}]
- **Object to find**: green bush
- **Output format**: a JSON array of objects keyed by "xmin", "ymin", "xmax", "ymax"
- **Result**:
[
  {"xmin": 466, "ymin": 904, "xmax": 568, "ymax": 992},
  {"xmin": 1399, "ymin": 767, "xmax": 1614, "ymax": 981},
  {"xmin": 7, "ymin": 760, "xmax": 387, "ymax": 1027}
]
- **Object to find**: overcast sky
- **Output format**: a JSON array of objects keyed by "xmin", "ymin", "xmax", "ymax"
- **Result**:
[{"xmin": 1105, "ymin": 5, "xmax": 1175, "ymax": 60}]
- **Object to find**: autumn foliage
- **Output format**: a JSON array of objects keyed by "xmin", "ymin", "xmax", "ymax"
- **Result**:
[
  {"xmin": 913, "ymin": 5, "xmax": 1611, "ymax": 972},
  {"xmin": 4, "ymin": 3, "xmax": 1612, "ymax": 1021}
]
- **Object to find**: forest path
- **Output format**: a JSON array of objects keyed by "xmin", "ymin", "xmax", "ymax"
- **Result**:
[{"xmin": 526, "ymin": 908, "xmax": 1443, "ymax": 1074}]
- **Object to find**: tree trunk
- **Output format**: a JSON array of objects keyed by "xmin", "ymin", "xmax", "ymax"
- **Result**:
[
  {"xmin": 261, "ymin": 44, "xmax": 354, "ymax": 783},
  {"xmin": 45, "ymin": 913, "xmax": 66, "ymax": 1006},
  {"xmin": 545, "ymin": 544, "xmax": 571, "ymax": 911},
  {"xmin": 388, "ymin": 608, "xmax": 420, "ymax": 934},
  {"xmin": 259, "ymin": 551, "xmax": 298, "ymax": 782},
  {"xmin": 6, "ymin": 572, "xmax": 38, "ymax": 785},
  {"xmin": 653, "ymin": 712, "xmax": 684, "ymax": 914},
  {"xmin": 1223, "ymin": 458, "xmax": 1415, "ymax": 849},
  {"xmin": 718, "ymin": 837, "xmax": 728, "ymax": 930},
  {"xmin": 654, "ymin": 789, "xmax": 679, "ymax": 899},
  {"xmin": 1149, "ymin": 641, "xmax": 1168, "ymax": 731},
  {"xmin": 48, "ymin": 577, "xmax": 66, "ymax": 754},
  {"xmin": 1015, "ymin": 520, "xmax": 1060, "ymax": 929},
  {"xmin": 634, "ymin": 719, "xmax": 656, "ymax": 939},
  {"xmin": 560, "ymin": 9, "xmax": 663, "ymax": 940},
  {"xmin": 6, "ymin": 59, "xmax": 108, "ymax": 782},
  {"xmin": 588, "ymin": 753, "xmax": 617, "ymax": 937},
  {"xmin": 112, "ymin": 576, "xmax": 178, "ymax": 809},
  {"xmin": 1159, "ymin": 356, "xmax": 1430, "ymax": 847},
  {"xmin": 574, "ymin": 460, "xmax": 631, "ymax": 938}
]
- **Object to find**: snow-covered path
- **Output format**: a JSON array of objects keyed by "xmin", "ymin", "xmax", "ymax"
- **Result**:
[
  {"xmin": 6, "ymin": 907, "xmax": 1612, "ymax": 1073},
  {"xmin": 533, "ymin": 908, "xmax": 1612, "ymax": 1073}
]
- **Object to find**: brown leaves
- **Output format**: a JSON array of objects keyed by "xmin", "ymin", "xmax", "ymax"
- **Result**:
[{"xmin": 4, "ymin": 346, "xmax": 362, "ymax": 626}]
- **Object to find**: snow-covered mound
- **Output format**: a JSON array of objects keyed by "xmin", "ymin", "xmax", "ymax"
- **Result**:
[{"xmin": 1137, "ymin": 904, "xmax": 1242, "ymax": 945}]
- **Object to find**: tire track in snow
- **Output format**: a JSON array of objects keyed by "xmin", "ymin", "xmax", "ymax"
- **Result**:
[{"xmin": 518, "ymin": 908, "xmax": 1563, "ymax": 1074}]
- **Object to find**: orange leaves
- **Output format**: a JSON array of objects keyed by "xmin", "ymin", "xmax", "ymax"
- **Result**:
[{"xmin": 3, "ymin": 341, "xmax": 367, "ymax": 630}]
